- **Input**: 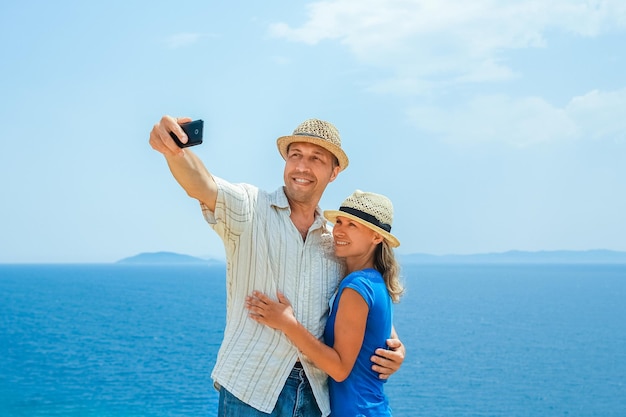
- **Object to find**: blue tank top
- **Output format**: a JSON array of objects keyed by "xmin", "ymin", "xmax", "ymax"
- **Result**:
[{"xmin": 323, "ymin": 268, "xmax": 393, "ymax": 416}]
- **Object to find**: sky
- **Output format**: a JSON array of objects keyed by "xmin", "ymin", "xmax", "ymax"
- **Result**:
[{"xmin": 1, "ymin": 0, "xmax": 625, "ymax": 263}]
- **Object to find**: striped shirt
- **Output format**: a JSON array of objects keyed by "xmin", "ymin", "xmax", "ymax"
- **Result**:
[{"xmin": 202, "ymin": 176, "xmax": 342, "ymax": 415}]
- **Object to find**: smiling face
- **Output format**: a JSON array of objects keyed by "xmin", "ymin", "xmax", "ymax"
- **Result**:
[
  {"xmin": 283, "ymin": 142, "xmax": 340, "ymax": 206},
  {"xmin": 332, "ymin": 215, "xmax": 383, "ymax": 270}
]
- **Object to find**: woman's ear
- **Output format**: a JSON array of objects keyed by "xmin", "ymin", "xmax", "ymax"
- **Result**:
[{"xmin": 372, "ymin": 232, "xmax": 384, "ymax": 245}]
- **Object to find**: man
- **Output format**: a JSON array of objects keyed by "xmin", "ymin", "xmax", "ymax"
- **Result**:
[{"xmin": 149, "ymin": 116, "xmax": 405, "ymax": 417}]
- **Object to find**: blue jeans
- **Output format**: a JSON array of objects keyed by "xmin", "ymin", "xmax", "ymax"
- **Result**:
[{"xmin": 218, "ymin": 366, "xmax": 322, "ymax": 417}]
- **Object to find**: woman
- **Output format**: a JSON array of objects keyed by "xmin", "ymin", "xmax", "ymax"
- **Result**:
[{"xmin": 246, "ymin": 190, "xmax": 404, "ymax": 416}]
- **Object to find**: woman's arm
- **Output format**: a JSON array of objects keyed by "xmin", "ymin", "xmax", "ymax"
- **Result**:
[{"xmin": 246, "ymin": 290, "xmax": 367, "ymax": 382}]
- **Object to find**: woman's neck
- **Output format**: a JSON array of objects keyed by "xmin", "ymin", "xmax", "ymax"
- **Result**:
[{"xmin": 345, "ymin": 257, "xmax": 375, "ymax": 275}]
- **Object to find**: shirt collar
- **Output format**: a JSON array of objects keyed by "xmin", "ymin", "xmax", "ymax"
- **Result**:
[{"xmin": 270, "ymin": 186, "xmax": 327, "ymax": 230}]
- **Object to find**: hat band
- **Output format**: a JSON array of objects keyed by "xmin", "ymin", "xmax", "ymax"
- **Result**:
[
  {"xmin": 339, "ymin": 206, "xmax": 391, "ymax": 233},
  {"xmin": 293, "ymin": 132, "xmax": 327, "ymax": 140}
]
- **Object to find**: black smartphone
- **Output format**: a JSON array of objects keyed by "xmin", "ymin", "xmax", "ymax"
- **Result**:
[{"xmin": 170, "ymin": 119, "xmax": 204, "ymax": 148}]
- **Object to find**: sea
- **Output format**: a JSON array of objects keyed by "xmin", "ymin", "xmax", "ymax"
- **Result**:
[{"xmin": 1, "ymin": 263, "xmax": 625, "ymax": 417}]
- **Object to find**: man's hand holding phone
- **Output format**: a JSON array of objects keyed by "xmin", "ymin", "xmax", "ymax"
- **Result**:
[
  {"xmin": 149, "ymin": 116, "xmax": 204, "ymax": 157},
  {"xmin": 169, "ymin": 119, "xmax": 204, "ymax": 148}
]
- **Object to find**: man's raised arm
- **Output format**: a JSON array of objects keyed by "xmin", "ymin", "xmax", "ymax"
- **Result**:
[{"xmin": 149, "ymin": 115, "xmax": 218, "ymax": 210}]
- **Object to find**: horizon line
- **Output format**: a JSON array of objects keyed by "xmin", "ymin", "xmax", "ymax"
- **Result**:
[{"xmin": 3, "ymin": 248, "xmax": 626, "ymax": 265}]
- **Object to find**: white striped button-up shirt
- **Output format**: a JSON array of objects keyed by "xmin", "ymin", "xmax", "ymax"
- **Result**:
[{"xmin": 202, "ymin": 177, "xmax": 342, "ymax": 415}]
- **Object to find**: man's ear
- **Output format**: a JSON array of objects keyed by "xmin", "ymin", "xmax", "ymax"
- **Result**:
[{"xmin": 328, "ymin": 165, "xmax": 340, "ymax": 183}]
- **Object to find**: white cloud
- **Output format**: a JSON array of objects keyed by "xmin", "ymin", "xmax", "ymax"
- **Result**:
[
  {"xmin": 407, "ymin": 88, "xmax": 626, "ymax": 146},
  {"xmin": 270, "ymin": 0, "xmax": 626, "ymax": 85},
  {"xmin": 271, "ymin": 1, "xmax": 626, "ymax": 147},
  {"xmin": 567, "ymin": 89, "xmax": 626, "ymax": 142}
]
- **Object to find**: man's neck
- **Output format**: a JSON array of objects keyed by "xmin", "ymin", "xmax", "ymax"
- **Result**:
[{"xmin": 289, "ymin": 200, "xmax": 319, "ymax": 241}]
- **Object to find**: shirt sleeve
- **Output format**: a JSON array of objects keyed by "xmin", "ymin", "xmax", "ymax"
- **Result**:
[
  {"xmin": 341, "ymin": 272, "xmax": 376, "ymax": 309},
  {"xmin": 201, "ymin": 176, "xmax": 258, "ymax": 239}
]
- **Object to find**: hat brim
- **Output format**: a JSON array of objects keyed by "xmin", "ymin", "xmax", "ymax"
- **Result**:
[
  {"xmin": 277, "ymin": 135, "xmax": 349, "ymax": 172},
  {"xmin": 324, "ymin": 210, "xmax": 400, "ymax": 248}
]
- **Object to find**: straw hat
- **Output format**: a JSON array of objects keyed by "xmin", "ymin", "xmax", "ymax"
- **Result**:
[
  {"xmin": 324, "ymin": 190, "xmax": 400, "ymax": 248},
  {"xmin": 277, "ymin": 119, "xmax": 349, "ymax": 171}
]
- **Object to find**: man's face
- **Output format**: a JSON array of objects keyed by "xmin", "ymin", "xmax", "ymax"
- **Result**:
[{"xmin": 283, "ymin": 142, "xmax": 340, "ymax": 206}]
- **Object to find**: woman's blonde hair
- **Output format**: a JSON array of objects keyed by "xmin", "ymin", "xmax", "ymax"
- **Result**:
[{"xmin": 374, "ymin": 240, "xmax": 404, "ymax": 302}]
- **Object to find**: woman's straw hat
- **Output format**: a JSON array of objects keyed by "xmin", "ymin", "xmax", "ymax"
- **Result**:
[
  {"xmin": 277, "ymin": 119, "xmax": 349, "ymax": 171},
  {"xmin": 324, "ymin": 190, "xmax": 400, "ymax": 247}
]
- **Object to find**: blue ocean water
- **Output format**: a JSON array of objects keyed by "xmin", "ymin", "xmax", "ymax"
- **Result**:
[{"xmin": 1, "ymin": 263, "xmax": 625, "ymax": 417}]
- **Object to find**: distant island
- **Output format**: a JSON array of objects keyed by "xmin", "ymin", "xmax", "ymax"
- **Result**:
[
  {"xmin": 399, "ymin": 249, "xmax": 626, "ymax": 264},
  {"xmin": 117, "ymin": 251, "xmax": 223, "ymax": 265},
  {"xmin": 118, "ymin": 250, "xmax": 626, "ymax": 265}
]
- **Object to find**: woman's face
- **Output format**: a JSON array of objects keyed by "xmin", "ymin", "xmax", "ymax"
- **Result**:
[{"xmin": 332, "ymin": 215, "xmax": 380, "ymax": 259}]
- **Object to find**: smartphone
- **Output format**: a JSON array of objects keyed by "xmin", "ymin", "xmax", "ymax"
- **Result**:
[{"xmin": 170, "ymin": 119, "xmax": 203, "ymax": 148}]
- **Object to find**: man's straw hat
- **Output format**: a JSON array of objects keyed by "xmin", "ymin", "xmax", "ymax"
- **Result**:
[
  {"xmin": 324, "ymin": 190, "xmax": 400, "ymax": 248},
  {"xmin": 277, "ymin": 119, "xmax": 349, "ymax": 171}
]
